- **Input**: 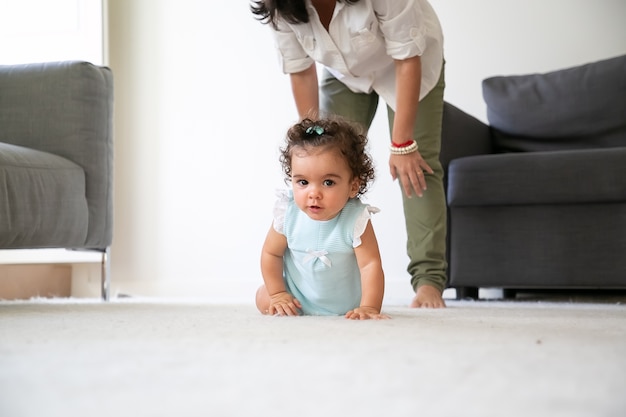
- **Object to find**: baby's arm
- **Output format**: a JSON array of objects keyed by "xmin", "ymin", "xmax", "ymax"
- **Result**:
[
  {"xmin": 347, "ymin": 221, "xmax": 389, "ymax": 320},
  {"xmin": 260, "ymin": 225, "xmax": 301, "ymax": 316}
]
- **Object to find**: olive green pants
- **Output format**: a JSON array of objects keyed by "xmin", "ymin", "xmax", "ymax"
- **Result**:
[{"xmin": 319, "ymin": 66, "xmax": 447, "ymax": 293}]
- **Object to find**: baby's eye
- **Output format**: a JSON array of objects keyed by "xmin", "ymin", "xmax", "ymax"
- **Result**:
[
  {"xmin": 296, "ymin": 179, "xmax": 308, "ymax": 186},
  {"xmin": 323, "ymin": 179, "xmax": 335, "ymax": 187}
]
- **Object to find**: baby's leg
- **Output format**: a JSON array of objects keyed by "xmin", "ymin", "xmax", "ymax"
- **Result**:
[{"xmin": 256, "ymin": 285, "xmax": 271, "ymax": 314}]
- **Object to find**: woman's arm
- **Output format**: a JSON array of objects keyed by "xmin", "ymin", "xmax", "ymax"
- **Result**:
[
  {"xmin": 290, "ymin": 63, "xmax": 319, "ymax": 119},
  {"xmin": 347, "ymin": 221, "xmax": 388, "ymax": 319},
  {"xmin": 389, "ymin": 55, "xmax": 434, "ymax": 197},
  {"xmin": 392, "ymin": 55, "xmax": 421, "ymax": 144}
]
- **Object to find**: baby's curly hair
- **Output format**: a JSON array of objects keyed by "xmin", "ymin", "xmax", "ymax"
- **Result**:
[{"xmin": 279, "ymin": 116, "xmax": 376, "ymax": 197}]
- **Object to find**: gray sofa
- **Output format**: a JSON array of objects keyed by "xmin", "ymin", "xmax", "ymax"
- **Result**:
[
  {"xmin": 440, "ymin": 54, "xmax": 626, "ymax": 299},
  {"xmin": 0, "ymin": 61, "xmax": 114, "ymax": 300}
]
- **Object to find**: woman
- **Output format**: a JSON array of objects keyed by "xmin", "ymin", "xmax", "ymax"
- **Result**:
[{"xmin": 251, "ymin": 0, "xmax": 447, "ymax": 308}]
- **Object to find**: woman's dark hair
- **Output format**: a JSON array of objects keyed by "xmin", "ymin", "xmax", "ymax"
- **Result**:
[
  {"xmin": 280, "ymin": 116, "xmax": 375, "ymax": 197},
  {"xmin": 251, "ymin": 0, "xmax": 360, "ymax": 28}
]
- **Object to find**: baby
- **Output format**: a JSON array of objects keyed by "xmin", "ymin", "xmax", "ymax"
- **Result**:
[{"xmin": 256, "ymin": 116, "xmax": 388, "ymax": 319}]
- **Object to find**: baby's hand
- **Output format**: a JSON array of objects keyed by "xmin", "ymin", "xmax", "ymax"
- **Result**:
[
  {"xmin": 345, "ymin": 306, "xmax": 390, "ymax": 320},
  {"xmin": 268, "ymin": 291, "xmax": 302, "ymax": 316}
]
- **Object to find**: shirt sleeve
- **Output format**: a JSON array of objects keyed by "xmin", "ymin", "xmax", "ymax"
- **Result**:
[
  {"xmin": 272, "ymin": 189, "xmax": 291, "ymax": 235},
  {"xmin": 353, "ymin": 205, "xmax": 380, "ymax": 248},
  {"xmin": 371, "ymin": 0, "xmax": 428, "ymax": 60},
  {"xmin": 272, "ymin": 20, "xmax": 316, "ymax": 74}
]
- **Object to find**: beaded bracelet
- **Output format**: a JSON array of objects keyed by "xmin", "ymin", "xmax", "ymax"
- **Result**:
[{"xmin": 389, "ymin": 140, "xmax": 418, "ymax": 155}]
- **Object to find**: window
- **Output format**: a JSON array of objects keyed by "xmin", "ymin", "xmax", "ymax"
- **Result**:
[{"xmin": 0, "ymin": 0, "xmax": 103, "ymax": 65}]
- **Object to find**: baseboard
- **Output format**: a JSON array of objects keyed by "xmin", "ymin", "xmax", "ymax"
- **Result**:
[
  {"xmin": 82, "ymin": 277, "xmax": 455, "ymax": 305},
  {"xmin": 0, "ymin": 264, "xmax": 72, "ymax": 300}
]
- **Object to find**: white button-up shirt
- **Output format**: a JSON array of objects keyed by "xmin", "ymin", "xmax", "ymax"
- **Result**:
[{"xmin": 271, "ymin": 0, "xmax": 444, "ymax": 110}]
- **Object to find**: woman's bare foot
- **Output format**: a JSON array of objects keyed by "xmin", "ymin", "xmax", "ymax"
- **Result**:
[{"xmin": 410, "ymin": 285, "xmax": 446, "ymax": 308}]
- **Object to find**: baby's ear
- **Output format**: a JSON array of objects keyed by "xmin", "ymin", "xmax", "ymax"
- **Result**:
[{"xmin": 350, "ymin": 178, "xmax": 361, "ymax": 198}]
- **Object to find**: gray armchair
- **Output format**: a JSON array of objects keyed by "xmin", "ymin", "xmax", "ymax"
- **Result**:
[
  {"xmin": 0, "ymin": 61, "xmax": 114, "ymax": 299},
  {"xmin": 440, "ymin": 54, "xmax": 626, "ymax": 299}
]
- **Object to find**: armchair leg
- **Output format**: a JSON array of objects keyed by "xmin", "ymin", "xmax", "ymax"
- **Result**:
[{"xmin": 101, "ymin": 247, "xmax": 111, "ymax": 301}]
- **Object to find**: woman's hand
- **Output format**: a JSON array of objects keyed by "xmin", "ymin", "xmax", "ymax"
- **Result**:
[
  {"xmin": 389, "ymin": 150, "xmax": 433, "ymax": 198},
  {"xmin": 268, "ymin": 291, "xmax": 302, "ymax": 316},
  {"xmin": 345, "ymin": 306, "xmax": 390, "ymax": 320}
]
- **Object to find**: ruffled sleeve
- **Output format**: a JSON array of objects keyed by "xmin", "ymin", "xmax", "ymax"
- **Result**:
[
  {"xmin": 272, "ymin": 189, "xmax": 291, "ymax": 235},
  {"xmin": 353, "ymin": 205, "xmax": 380, "ymax": 248}
]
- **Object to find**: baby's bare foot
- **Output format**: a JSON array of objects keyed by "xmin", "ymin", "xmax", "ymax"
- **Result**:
[{"xmin": 410, "ymin": 285, "xmax": 446, "ymax": 308}]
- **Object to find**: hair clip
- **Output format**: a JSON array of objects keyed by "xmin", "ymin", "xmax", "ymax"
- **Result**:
[{"xmin": 305, "ymin": 125, "xmax": 324, "ymax": 136}]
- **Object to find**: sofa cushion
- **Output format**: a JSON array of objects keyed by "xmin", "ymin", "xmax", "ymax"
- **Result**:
[
  {"xmin": 0, "ymin": 142, "xmax": 89, "ymax": 247},
  {"xmin": 447, "ymin": 147, "xmax": 626, "ymax": 207},
  {"xmin": 482, "ymin": 54, "xmax": 626, "ymax": 142}
]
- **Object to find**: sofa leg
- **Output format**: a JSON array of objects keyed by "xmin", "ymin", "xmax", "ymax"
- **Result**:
[
  {"xmin": 456, "ymin": 286, "xmax": 479, "ymax": 300},
  {"xmin": 101, "ymin": 247, "xmax": 111, "ymax": 301},
  {"xmin": 502, "ymin": 289, "xmax": 517, "ymax": 299}
]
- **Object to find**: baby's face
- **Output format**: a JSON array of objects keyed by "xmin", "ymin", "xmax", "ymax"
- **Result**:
[{"xmin": 290, "ymin": 147, "xmax": 359, "ymax": 221}]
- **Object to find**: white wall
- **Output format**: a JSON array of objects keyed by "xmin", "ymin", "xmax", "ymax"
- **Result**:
[
  {"xmin": 105, "ymin": 0, "xmax": 626, "ymax": 303},
  {"xmin": 432, "ymin": 0, "xmax": 626, "ymax": 121}
]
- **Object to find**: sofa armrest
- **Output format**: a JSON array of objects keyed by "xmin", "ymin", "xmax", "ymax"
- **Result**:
[
  {"xmin": 440, "ymin": 102, "xmax": 492, "ymax": 171},
  {"xmin": 0, "ymin": 61, "xmax": 114, "ymax": 249},
  {"xmin": 448, "ymin": 147, "xmax": 626, "ymax": 206}
]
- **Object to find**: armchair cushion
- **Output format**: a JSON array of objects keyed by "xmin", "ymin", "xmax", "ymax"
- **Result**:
[{"xmin": 0, "ymin": 142, "xmax": 88, "ymax": 247}]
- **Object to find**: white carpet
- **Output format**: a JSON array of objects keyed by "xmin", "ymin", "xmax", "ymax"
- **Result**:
[{"xmin": 1, "ymin": 298, "xmax": 625, "ymax": 417}]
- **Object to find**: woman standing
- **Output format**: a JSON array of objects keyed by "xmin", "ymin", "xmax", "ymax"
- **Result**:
[{"xmin": 251, "ymin": 0, "xmax": 447, "ymax": 308}]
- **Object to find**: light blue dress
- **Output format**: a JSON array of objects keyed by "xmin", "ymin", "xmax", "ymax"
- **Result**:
[{"xmin": 273, "ymin": 190, "xmax": 379, "ymax": 316}]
